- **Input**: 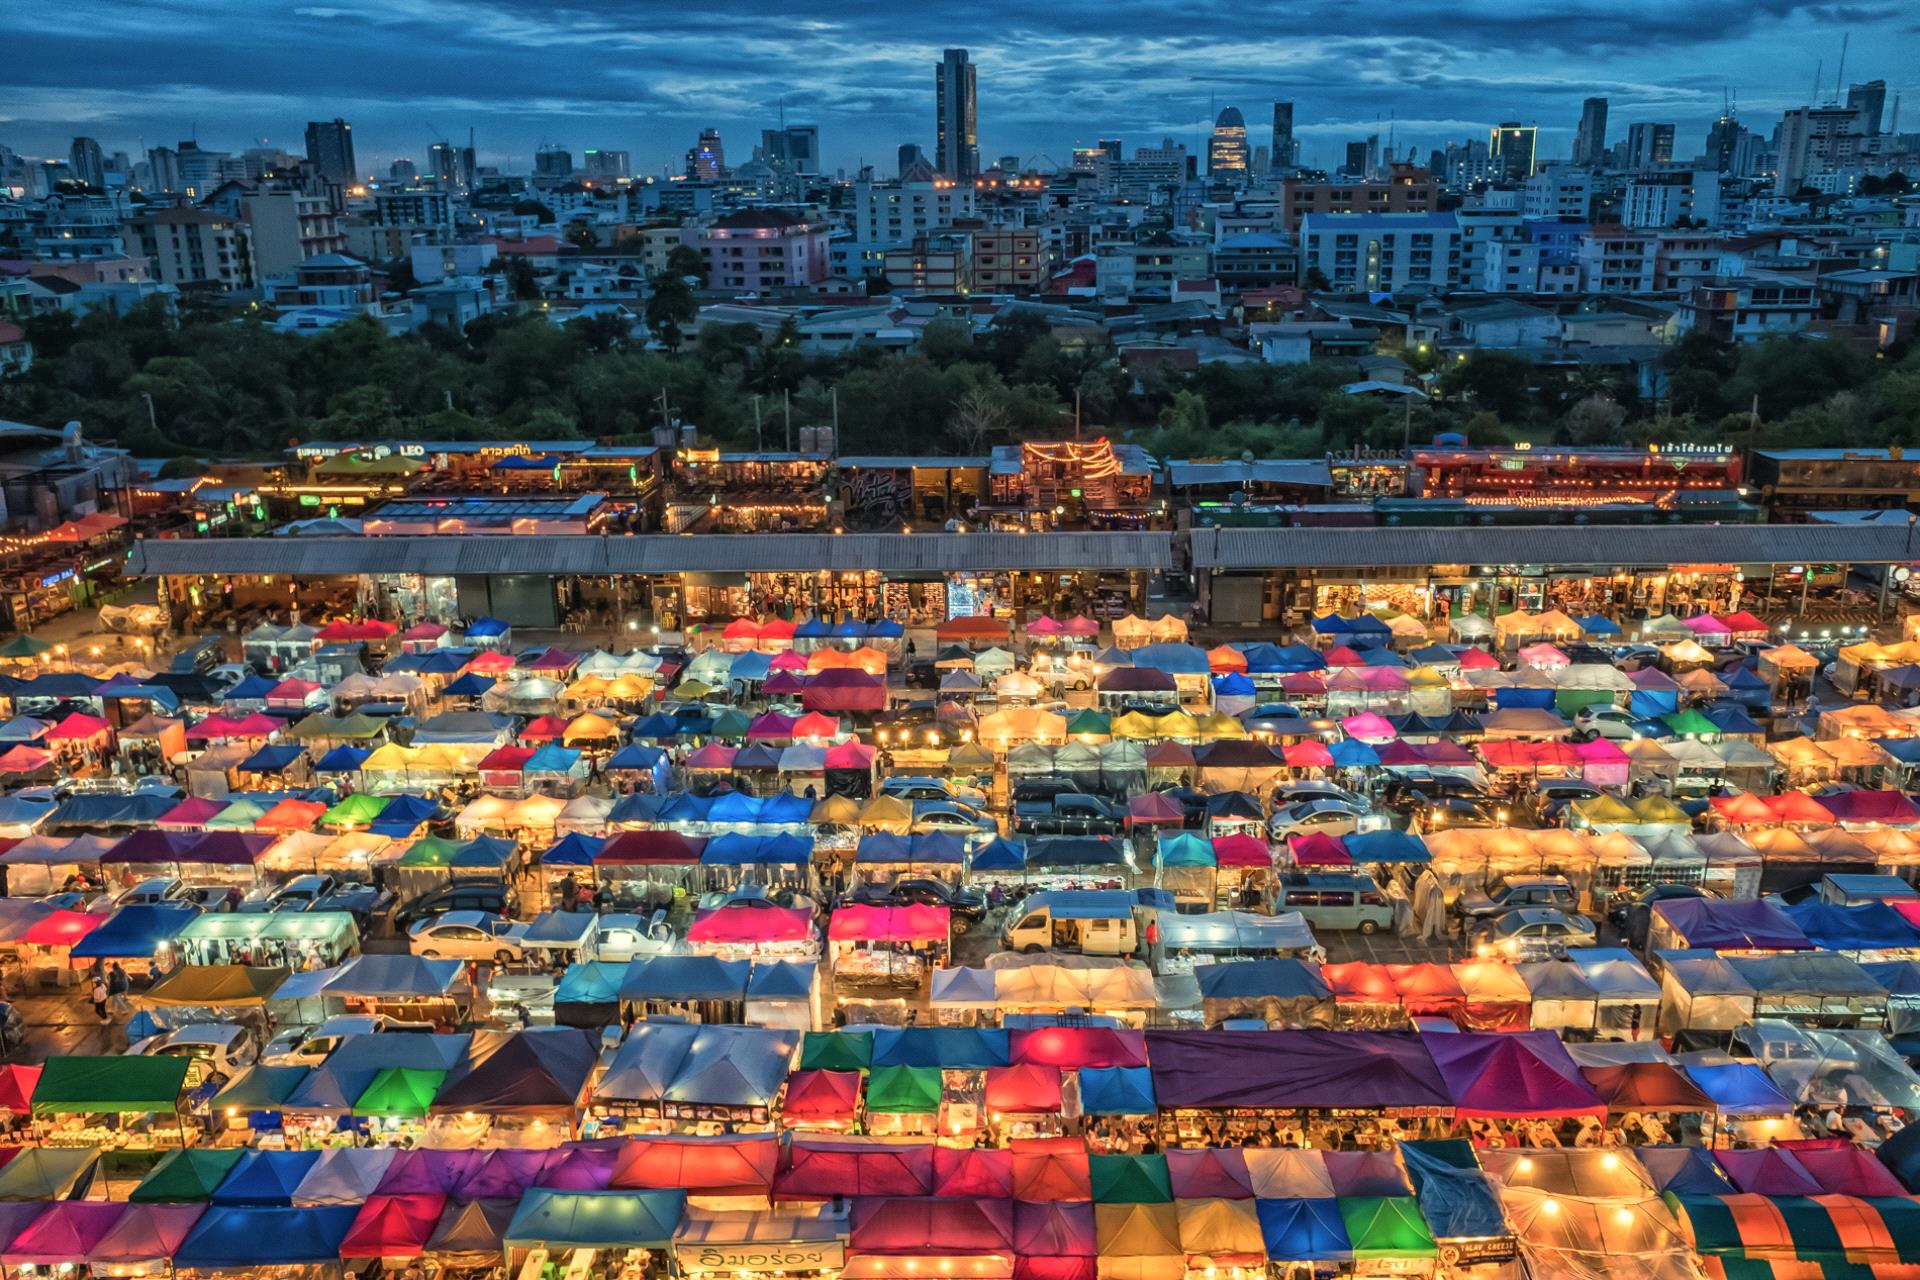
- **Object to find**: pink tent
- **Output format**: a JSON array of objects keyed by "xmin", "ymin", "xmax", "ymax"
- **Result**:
[
  {"xmin": 684, "ymin": 743, "xmax": 738, "ymax": 770},
  {"xmin": 1322, "ymin": 646, "xmax": 1365, "ymax": 667},
  {"xmin": 1212, "ymin": 834, "xmax": 1273, "ymax": 867},
  {"xmin": 746, "ymin": 712, "xmax": 798, "ymax": 740},
  {"xmin": 1685, "ymin": 614, "xmax": 1733, "ymax": 636},
  {"xmin": 1063, "ymin": 616, "xmax": 1101, "ymax": 638},
  {"xmin": 1356, "ymin": 667, "xmax": 1410, "ymax": 691},
  {"xmin": 768, "ymin": 650, "xmax": 809, "ymax": 672},
  {"xmin": 825, "ymin": 742, "xmax": 876, "ymax": 770},
  {"xmin": 1027, "ymin": 616, "xmax": 1064, "ymax": 637},
  {"xmin": 688, "ymin": 905, "xmax": 814, "ymax": 944},
  {"xmin": 1416, "ymin": 741, "xmax": 1476, "ymax": 766},
  {"xmin": 44, "ymin": 712, "xmax": 112, "ymax": 741},
  {"xmin": 1374, "ymin": 741, "xmax": 1425, "ymax": 766},
  {"xmin": 1516, "ymin": 644, "xmax": 1569, "ymax": 669},
  {"xmin": 1282, "ymin": 741, "xmax": 1335, "ymax": 768},
  {"xmin": 802, "ymin": 670, "xmax": 887, "ymax": 714},
  {"xmin": 762, "ymin": 671, "xmax": 808, "ymax": 694},
  {"xmin": 1279, "ymin": 672, "xmax": 1328, "ymax": 695},
  {"xmin": 1340, "ymin": 713, "xmax": 1397, "ymax": 742},
  {"xmin": 1456, "ymin": 647, "xmax": 1501, "ymax": 670},
  {"xmin": 1288, "ymin": 833, "xmax": 1350, "ymax": 867},
  {"xmin": 2, "ymin": 1201, "xmax": 128, "ymax": 1264},
  {"xmin": 157, "ymin": 795, "xmax": 227, "ymax": 830}
]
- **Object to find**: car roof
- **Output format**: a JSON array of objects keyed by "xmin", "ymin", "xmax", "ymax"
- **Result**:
[
  {"xmin": 314, "ymin": 1015, "xmax": 381, "ymax": 1036},
  {"xmin": 1288, "ymin": 873, "xmax": 1374, "ymax": 888},
  {"xmin": 431, "ymin": 910, "xmax": 493, "ymax": 928},
  {"xmin": 163, "ymin": 1023, "xmax": 245, "ymax": 1046},
  {"xmin": 1504, "ymin": 907, "xmax": 1579, "ymax": 928}
]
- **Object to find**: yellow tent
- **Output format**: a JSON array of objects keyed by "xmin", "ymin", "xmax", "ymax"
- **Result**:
[
  {"xmin": 1148, "ymin": 616, "xmax": 1189, "ymax": 642},
  {"xmin": 1659, "ymin": 639, "xmax": 1716, "ymax": 665},
  {"xmin": 978, "ymin": 708, "xmax": 1067, "ymax": 749},
  {"xmin": 563, "ymin": 675, "xmax": 611, "ymax": 703},
  {"xmin": 810, "ymin": 795, "xmax": 861, "ymax": 825},
  {"xmin": 1192, "ymin": 712, "xmax": 1248, "ymax": 741},
  {"xmin": 857, "ymin": 794, "xmax": 913, "ymax": 829},
  {"xmin": 1095, "ymin": 1202, "xmax": 1184, "ymax": 1280},
  {"xmin": 1629, "ymin": 795, "xmax": 1691, "ymax": 825},
  {"xmin": 601, "ymin": 673, "xmax": 654, "ymax": 702},
  {"xmin": 1174, "ymin": 1198, "xmax": 1263, "ymax": 1262},
  {"xmin": 563, "ymin": 712, "xmax": 620, "ymax": 744},
  {"xmin": 360, "ymin": 742, "xmax": 416, "ymax": 773}
]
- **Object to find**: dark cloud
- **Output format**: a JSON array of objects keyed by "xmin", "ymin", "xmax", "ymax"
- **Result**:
[{"xmin": 1, "ymin": 0, "xmax": 1914, "ymax": 172}]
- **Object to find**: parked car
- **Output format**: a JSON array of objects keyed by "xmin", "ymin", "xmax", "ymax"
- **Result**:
[
  {"xmin": 590, "ymin": 911, "xmax": 675, "ymax": 963},
  {"xmin": 1272, "ymin": 873, "xmax": 1394, "ymax": 934},
  {"xmin": 310, "ymin": 881, "xmax": 390, "ymax": 921},
  {"xmin": 1273, "ymin": 781, "xmax": 1369, "ymax": 812},
  {"xmin": 260, "ymin": 1014, "xmax": 431, "ymax": 1068},
  {"xmin": 408, "ymin": 910, "xmax": 529, "ymax": 963},
  {"xmin": 114, "ymin": 877, "xmax": 191, "ymax": 908},
  {"xmin": 1472, "ymin": 907, "xmax": 1597, "ymax": 960},
  {"xmin": 393, "ymin": 881, "xmax": 518, "ymax": 932},
  {"xmin": 179, "ymin": 885, "xmax": 240, "ymax": 912},
  {"xmin": 1573, "ymin": 707, "xmax": 1649, "ymax": 741},
  {"xmin": 1458, "ymin": 876, "xmax": 1578, "ymax": 922},
  {"xmin": 129, "ymin": 1023, "xmax": 257, "ymax": 1086},
  {"xmin": 1612, "ymin": 882, "xmax": 1708, "ymax": 949},
  {"xmin": 882, "ymin": 775, "xmax": 988, "ymax": 806},
  {"xmin": 1014, "ymin": 793, "xmax": 1125, "ymax": 837},
  {"xmin": 1523, "ymin": 780, "xmax": 1605, "ymax": 826},
  {"xmin": 1267, "ymin": 798, "xmax": 1367, "ymax": 841},
  {"xmin": 1011, "ymin": 777, "xmax": 1091, "ymax": 808},
  {"xmin": 1407, "ymin": 794, "xmax": 1509, "ymax": 834},
  {"xmin": 910, "ymin": 800, "xmax": 997, "ymax": 835},
  {"xmin": 849, "ymin": 876, "xmax": 988, "ymax": 928}
]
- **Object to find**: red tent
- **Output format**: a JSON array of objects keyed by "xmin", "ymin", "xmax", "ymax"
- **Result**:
[
  {"xmin": 186, "ymin": 712, "xmax": 278, "ymax": 741},
  {"xmin": 1320, "ymin": 961, "xmax": 1399, "ymax": 1005},
  {"xmin": 792, "ymin": 712, "xmax": 841, "ymax": 740},
  {"xmin": 256, "ymin": 799, "xmax": 326, "ymax": 832},
  {"xmin": 519, "ymin": 715, "xmax": 570, "ymax": 742},
  {"xmin": 1456, "ymin": 647, "xmax": 1501, "ymax": 670},
  {"xmin": 825, "ymin": 741, "xmax": 875, "ymax": 771},
  {"xmin": 0, "ymin": 746, "xmax": 49, "ymax": 774},
  {"xmin": 777, "ymin": 1137, "xmax": 934, "ymax": 1199},
  {"xmin": 1144, "ymin": 742, "xmax": 1195, "ymax": 769},
  {"xmin": 478, "ymin": 745, "xmax": 536, "ymax": 774},
  {"xmin": 22, "ymin": 910, "xmax": 104, "ymax": 949},
  {"xmin": 1764, "ymin": 791, "xmax": 1836, "ymax": 824},
  {"xmin": 1012, "ymin": 1201, "xmax": 1096, "ymax": 1258},
  {"xmin": 1321, "ymin": 646, "xmax": 1365, "ymax": 667},
  {"xmin": 464, "ymin": 651, "xmax": 515, "ymax": 674},
  {"xmin": 851, "ymin": 1197, "xmax": 1015, "ymax": 1256},
  {"xmin": 158, "ymin": 795, "xmax": 227, "ymax": 829},
  {"xmin": 1, "ymin": 1201, "xmax": 128, "ymax": 1264},
  {"xmin": 1425, "ymin": 1030, "xmax": 1607, "ymax": 1119},
  {"xmin": 802, "ymin": 670, "xmax": 887, "ymax": 714},
  {"xmin": 687, "ymin": 905, "xmax": 813, "ymax": 945},
  {"xmin": 1126, "ymin": 793, "xmax": 1185, "ymax": 828},
  {"xmin": 759, "ymin": 618, "xmax": 797, "ymax": 643},
  {"xmin": 596, "ymin": 830, "xmax": 707, "ymax": 865},
  {"xmin": 780, "ymin": 1070, "xmax": 861, "ymax": 1124},
  {"xmin": 931, "ymin": 1147, "xmax": 1014, "ymax": 1199},
  {"xmin": 607, "ymin": 1134, "xmax": 779, "ymax": 1197},
  {"xmin": 1719, "ymin": 611, "xmax": 1771, "ymax": 636},
  {"xmin": 339, "ymin": 1193, "xmax": 446, "ymax": 1259},
  {"xmin": 1007, "ymin": 1026, "xmax": 1147, "ymax": 1069},
  {"xmin": 44, "ymin": 713, "xmax": 112, "ymax": 742},
  {"xmin": 827, "ymin": 904, "xmax": 950, "ymax": 942},
  {"xmin": 1279, "ymin": 672, "xmax": 1328, "ymax": 695},
  {"xmin": 1710, "ymin": 793, "xmax": 1775, "ymax": 825},
  {"xmin": 722, "ymin": 618, "xmax": 763, "ymax": 642},
  {"xmin": 1282, "ymin": 741, "xmax": 1335, "ymax": 768},
  {"xmin": 0, "ymin": 1065, "xmax": 40, "ymax": 1115},
  {"xmin": 684, "ymin": 743, "xmax": 737, "ymax": 769},
  {"xmin": 1166, "ymin": 1148, "xmax": 1255, "ymax": 1199},
  {"xmin": 1212, "ymin": 834, "xmax": 1273, "ymax": 867},
  {"xmin": 317, "ymin": 619, "xmax": 397, "ymax": 642},
  {"xmin": 1010, "ymin": 1137, "xmax": 1092, "ymax": 1202},
  {"xmin": 1288, "ymin": 833, "xmax": 1349, "ymax": 867},
  {"xmin": 984, "ymin": 1065, "xmax": 1062, "ymax": 1114},
  {"xmin": 1387, "ymin": 963, "xmax": 1466, "ymax": 1019},
  {"xmin": 935, "ymin": 616, "xmax": 1011, "ymax": 644}
]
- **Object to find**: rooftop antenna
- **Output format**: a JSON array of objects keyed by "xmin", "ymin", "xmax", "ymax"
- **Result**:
[
  {"xmin": 1811, "ymin": 60, "xmax": 1823, "ymax": 107},
  {"xmin": 1834, "ymin": 32, "xmax": 1849, "ymax": 103}
]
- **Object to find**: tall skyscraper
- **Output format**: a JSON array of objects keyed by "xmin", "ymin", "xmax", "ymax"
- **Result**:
[
  {"xmin": 1208, "ymin": 107, "xmax": 1250, "ymax": 176},
  {"xmin": 760, "ymin": 126, "xmax": 820, "ymax": 174},
  {"xmin": 67, "ymin": 137, "xmax": 105, "ymax": 188},
  {"xmin": 1847, "ymin": 80, "xmax": 1887, "ymax": 135},
  {"xmin": 684, "ymin": 129, "xmax": 724, "ymax": 180},
  {"xmin": 1342, "ymin": 140, "xmax": 1370, "ymax": 178},
  {"xmin": 936, "ymin": 48, "xmax": 980, "ymax": 179},
  {"xmin": 1624, "ymin": 122, "xmax": 1675, "ymax": 170},
  {"xmin": 897, "ymin": 143, "xmax": 931, "ymax": 179},
  {"xmin": 1488, "ymin": 123, "xmax": 1537, "ymax": 179},
  {"xmin": 304, "ymin": 118, "xmax": 357, "ymax": 187},
  {"xmin": 1270, "ymin": 101, "xmax": 1295, "ymax": 174},
  {"xmin": 583, "ymin": 149, "xmax": 631, "ymax": 180},
  {"xmin": 1704, "ymin": 109, "xmax": 1744, "ymax": 172},
  {"xmin": 1572, "ymin": 98, "xmax": 1608, "ymax": 167}
]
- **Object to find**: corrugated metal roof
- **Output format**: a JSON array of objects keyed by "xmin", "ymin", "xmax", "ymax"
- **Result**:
[
  {"xmin": 1166, "ymin": 460, "xmax": 1335, "ymax": 489},
  {"xmin": 1190, "ymin": 524, "xmax": 1920, "ymax": 570},
  {"xmin": 129, "ymin": 532, "xmax": 1175, "ymax": 578}
]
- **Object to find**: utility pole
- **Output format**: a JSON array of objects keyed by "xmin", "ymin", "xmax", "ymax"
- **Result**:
[
  {"xmin": 658, "ymin": 388, "xmax": 672, "ymax": 435},
  {"xmin": 1074, "ymin": 389, "xmax": 1082, "ymax": 440},
  {"xmin": 830, "ymin": 387, "xmax": 839, "ymax": 442},
  {"xmin": 783, "ymin": 388, "xmax": 792, "ymax": 452},
  {"xmin": 140, "ymin": 393, "xmax": 157, "ymax": 434},
  {"xmin": 752, "ymin": 395, "xmax": 764, "ymax": 452}
]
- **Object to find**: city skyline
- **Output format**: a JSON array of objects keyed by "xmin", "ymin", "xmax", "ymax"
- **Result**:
[{"xmin": 3, "ymin": 0, "xmax": 1918, "ymax": 178}]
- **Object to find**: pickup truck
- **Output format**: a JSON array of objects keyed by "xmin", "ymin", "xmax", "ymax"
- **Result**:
[{"xmin": 1013, "ymin": 792, "xmax": 1125, "ymax": 836}]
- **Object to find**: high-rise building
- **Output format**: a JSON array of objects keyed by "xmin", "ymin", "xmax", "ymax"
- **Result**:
[
  {"xmin": 1624, "ymin": 122, "xmax": 1675, "ymax": 170},
  {"xmin": 67, "ymin": 137, "xmax": 105, "ymax": 188},
  {"xmin": 304, "ymin": 118, "xmax": 357, "ymax": 187},
  {"xmin": 428, "ymin": 140, "xmax": 477, "ymax": 192},
  {"xmin": 935, "ymin": 48, "xmax": 980, "ymax": 179},
  {"xmin": 1270, "ymin": 102, "xmax": 1295, "ymax": 174},
  {"xmin": 1705, "ymin": 110, "xmax": 1744, "ymax": 172},
  {"xmin": 388, "ymin": 158, "xmax": 417, "ymax": 183},
  {"xmin": 1343, "ymin": 141, "xmax": 1370, "ymax": 178},
  {"xmin": 684, "ymin": 130, "xmax": 723, "ymax": 180},
  {"xmin": 145, "ymin": 145, "xmax": 181, "ymax": 194},
  {"xmin": 1774, "ymin": 104, "xmax": 1864, "ymax": 195},
  {"xmin": 1572, "ymin": 98, "xmax": 1608, "ymax": 167},
  {"xmin": 583, "ymin": 149, "xmax": 631, "ymax": 180},
  {"xmin": 1488, "ymin": 123, "xmax": 1537, "ymax": 179},
  {"xmin": 760, "ymin": 126, "xmax": 820, "ymax": 174},
  {"xmin": 897, "ymin": 143, "xmax": 931, "ymax": 180},
  {"xmin": 1848, "ymin": 80, "xmax": 1888, "ymax": 135},
  {"xmin": 534, "ymin": 144, "xmax": 574, "ymax": 179},
  {"xmin": 1208, "ymin": 107, "xmax": 1250, "ymax": 176}
]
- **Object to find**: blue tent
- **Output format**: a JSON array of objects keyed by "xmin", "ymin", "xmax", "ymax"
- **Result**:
[
  {"xmin": 831, "ymin": 618, "xmax": 867, "ymax": 639},
  {"xmin": 1577, "ymin": 615, "xmax": 1622, "ymax": 636},
  {"xmin": 759, "ymin": 792, "xmax": 814, "ymax": 824},
  {"xmin": 1329, "ymin": 740, "xmax": 1379, "ymax": 768},
  {"xmin": 1359, "ymin": 648, "xmax": 1406, "ymax": 668},
  {"xmin": 526, "ymin": 745, "xmax": 582, "ymax": 774},
  {"xmin": 1491, "ymin": 686, "xmax": 1557, "ymax": 710},
  {"xmin": 443, "ymin": 673, "xmax": 496, "ymax": 699},
  {"xmin": 729, "ymin": 651, "xmax": 772, "ymax": 682},
  {"xmin": 239, "ymin": 744, "xmax": 305, "ymax": 774},
  {"xmin": 1780, "ymin": 900, "xmax": 1920, "ymax": 951},
  {"xmin": 1243, "ymin": 643, "xmax": 1324, "ymax": 674},
  {"xmin": 1256, "ymin": 1197, "xmax": 1353, "ymax": 1260},
  {"xmin": 1311, "ymin": 615, "xmax": 1354, "ymax": 636},
  {"xmin": 969, "ymin": 837, "xmax": 1026, "ymax": 872},
  {"xmin": 794, "ymin": 617, "xmax": 833, "ymax": 639},
  {"xmin": 315, "ymin": 745, "xmax": 370, "ymax": 773},
  {"xmin": 504, "ymin": 1189, "xmax": 686, "ymax": 1249},
  {"xmin": 212, "ymin": 1149, "xmax": 322, "ymax": 1206},
  {"xmin": 224, "ymin": 675, "xmax": 277, "ymax": 701},
  {"xmin": 542, "ymin": 834, "xmax": 604, "ymax": 867},
  {"xmin": 1396, "ymin": 1140, "xmax": 1506, "ymax": 1242},
  {"xmin": 869, "ymin": 1027, "xmax": 1009, "ymax": 1069},
  {"xmin": 1636, "ymin": 1145, "xmax": 1736, "ymax": 1195},
  {"xmin": 414, "ymin": 649, "xmax": 473, "ymax": 675},
  {"xmin": 368, "ymin": 793, "xmax": 439, "ymax": 837},
  {"xmin": 702, "ymin": 833, "xmax": 811, "ymax": 865},
  {"xmin": 1157, "ymin": 833, "xmax": 1215, "ymax": 869},
  {"xmin": 1130, "ymin": 644, "xmax": 1210, "ymax": 675},
  {"xmin": 1025, "ymin": 837, "xmax": 1127, "ymax": 868},
  {"xmin": 1195, "ymin": 959, "xmax": 1330, "ymax": 1001},
  {"xmin": 1702, "ymin": 704, "xmax": 1765, "ymax": 736},
  {"xmin": 620, "ymin": 955, "xmax": 750, "ymax": 1002},
  {"xmin": 655, "ymin": 794, "xmax": 713, "ymax": 824},
  {"xmin": 1680, "ymin": 1062, "xmax": 1794, "ymax": 1116},
  {"xmin": 51, "ymin": 792, "xmax": 176, "ymax": 828},
  {"xmin": 451, "ymin": 834, "xmax": 515, "ymax": 869},
  {"xmin": 555, "ymin": 961, "xmax": 625, "ymax": 1006},
  {"xmin": 747, "ymin": 960, "xmax": 816, "ymax": 1000},
  {"xmin": 1212, "ymin": 673, "xmax": 1256, "ymax": 697},
  {"xmin": 1875, "ymin": 1119, "xmax": 1920, "ymax": 1192},
  {"xmin": 606, "ymin": 743, "xmax": 665, "ymax": 771},
  {"xmin": 1347, "ymin": 615, "xmax": 1392, "ymax": 643},
  {"xmin": 70, "ymin": 904, "xmax": 199, "ymax": 960},
  {"xmin": 868, "ymin": 620, "xmax": 905, "ymax": 639},
  {"xmin": 465, "ymin": 617, "xmax": 510, "ymax": 639},
  {"xmin": 705, "ymin": 791, "xmax": 762, "ymax": 824},
  {"xmin": 175, "ymin": 1205, "xmax": 359, "ymax": 1268},
  {"xmin": 1345, "ymin": 830, "xmax": 1429, "ymax": 864},
  {"xmin": 1079, "ymin": 1066, "xmax": 1157, "ymax": 1115},
  {"xmin": 631, "ymin": 714, "xmax": 680, "ymax": 740}
]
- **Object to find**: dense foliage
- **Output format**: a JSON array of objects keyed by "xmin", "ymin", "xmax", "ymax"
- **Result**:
[{"xmin": 2, "ymin": 298, "xmax": 1914, "ymax": 460}]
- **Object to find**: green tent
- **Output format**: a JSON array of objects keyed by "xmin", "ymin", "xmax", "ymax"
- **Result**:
[
  {"xmin": 0, "ymin": 1148, "xmax": 100, "ymax": 1200},
  {"xmin": 1338, "ymin": 1198, "xmax": 1438, "ymax": 1260},
  {"xmin": 142, "ymin": 963, "xmax": 290, "ymax": 1006},
  {"xmin": 131, "ymin": 1148, "xmax": 245, "ymax": 1202},
  {"xmin": 709, "ymin": 709, "xmax": 753, "ymax": 740},
  {"xmin": 1066, "ymin": 709, "xmax": 1111, "ymax": 737},
  {"xmin": 1662, "ymin": 709, "xmax": 1721, "ymax": 739},
  {"xmin": 206, "ymin": 797, "xmax": 269, "ymax": 829},
  {"xmin": 321, "ymin": 792, "xmax": 390, "ymax": 827},
  {"xmin": 31, "ymin": 1055, "xmax": 188, "ymax": 1115},
  {"xmin": 0, "ymin": 635, "xmax": 50, "ymax": 659},
  {"xmin": 863, "ymin": 1064, "xmax": 942, "ymax": 1114},
  {"xmin": 397, "ymin": 835, "xmax": 465, "ymax": 868},
  {"xmin": 798, "ymin": 1031, "xmax": 872, "ymax": 1072},
  {"xmin": 212, "ymin": 1065, "xmax": 312, "ymax": 1114},
  {"xmin": 353, "ymin": 1067, "xmax": 446, "ymax": 1118},
  {"xmin": 1090, "ymin": 1153, "xmax": 1173, "ymax": 1204}
]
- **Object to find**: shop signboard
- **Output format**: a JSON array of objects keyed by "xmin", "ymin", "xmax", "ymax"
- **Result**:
[{"xmin": 677, "ymin": 1241, "xmax": 847, "ymax": 1273}]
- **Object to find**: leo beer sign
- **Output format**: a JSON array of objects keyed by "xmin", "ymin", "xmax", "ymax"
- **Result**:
[{"xmin": 676, "ymin": 1241, "xmax": 847, "ymax": 1272}]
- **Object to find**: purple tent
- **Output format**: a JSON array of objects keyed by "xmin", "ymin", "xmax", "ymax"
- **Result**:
[
  {"xmin": 177, "ymin": 832, "xmax": 277, "ymax": 865},
  {"xmin": 1097, "ymin": 668, "xmax": 1178, "ymax": 693},
  {"xmin": 1651, "ymin": 898, "xmax": 1812, "ymax": 952},
  {"xmin": 105, "ymin": 830, "xmax": 191, "ymax": 863},
  {"xmin": 1424, "ymin": 1031, "xmax": 1608, "ymax": 1119},
  {"xmin": 1145, "ymin": 1030, "xmax": 1451, "ymax": 1112},
  {"xmin": 376, "ymin": 1149, "xmax": 485, "ymax": 1196},
  {"xmin": 453, "ymin": 1149, "xmax": 548, "ymax": 1201},
  {"xmin": 535, "ymin": 1144, "xmax": 617, "ymax": 1191}
]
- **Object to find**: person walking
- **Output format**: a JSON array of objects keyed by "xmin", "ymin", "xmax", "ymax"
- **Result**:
[
  {"xmin": 89, "ymin": 972, "xmax": 110, "ymax": 1025},
  {"xmin": 106, "ymin": 962, "xmax": 130, "ymax": 1015}
]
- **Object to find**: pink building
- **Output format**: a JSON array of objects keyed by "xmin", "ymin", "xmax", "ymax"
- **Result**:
[{"xmin": 686, "ymin": 209, "xmax": 829, "ymax": 291}]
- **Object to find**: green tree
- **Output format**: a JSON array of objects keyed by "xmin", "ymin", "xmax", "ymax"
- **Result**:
[
  {"xmin": 664, "ymin": 245, "xmax": 707, "ymax": 287},
  {"xmin": 645, "ymin": 275, "xmax": 697, "ymax": 351}
]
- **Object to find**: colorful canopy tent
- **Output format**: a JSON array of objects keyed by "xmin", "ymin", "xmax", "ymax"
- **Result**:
[
  {"xmin": 1422, "ymin": 1030, "xmax": 1606, "ymax": 1118},
  {"xmin": 133, "ymin": 1148, "xmax": 245, "ymax": 1203},
  {"xmin": 1144, "ymin": 1030, "xmax": 1450, "ymax": 1111},
  {"xmin": 339, "ymin": 1192, "xmax": 448, "ymax": 1259},
  {"xmin": 502, "ymin": 1189, "xmax": 687, "ymax": 1249},
  {"xmin": 1, "ymin": 1201, "xmax": 129, "ymax": 1265},
  {"xmin": 32, "ymin": 1055, "xmax": 187, "ymax": 1116},
  {"xmin": 776, "ymin": 1137, "xmax": 935, "ymax": 1199},
  {"xmin": 173, "ymin": 1204, "xmax": 360, "ymax": 1269},
  {"xmin": 86, "ymin": 1202, "xmax": 207, "ymax": 1265},
  {"xmin": 212, "ymin": 1149, "xmax": 324, "ymax": 1206}
]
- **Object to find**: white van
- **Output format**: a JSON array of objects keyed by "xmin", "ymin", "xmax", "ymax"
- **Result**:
[{"xmin": 999, "ymin": 889, "xmax": 1141, "ymax": 956}]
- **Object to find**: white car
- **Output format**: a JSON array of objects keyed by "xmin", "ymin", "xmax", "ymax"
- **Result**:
[
  {"xmin": 116, "ymin": 877, "xmax": 191, "ymax": 908},
  {"xmin": 130, "ymin": 1023, "xmax": 257, "ymax": 1086},
  {"xmin": 1273, "ymin": 781, "xmax": 1369, "ymax": 812},
  {"xmin": 408, "ymin": 910, "xmax": 530, "ymax": 963},
  {"xmin": 1267, "ymin": 798, "xmax": 1367, "ymax": 841},
  {"xmin": 1574, "ymin": 707, "xmax": 1645, "ymax": 741},
  {"xmin": 592, "ymin": 912, "xmax": 674, "ymax": 963},
  {"xmin": 911, "ymin": 801, "xmax": 997, "ymax": 835},
  {"xmin": 259, "ymin": 1014, "xmax": 431, "ymax": 1067}
]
